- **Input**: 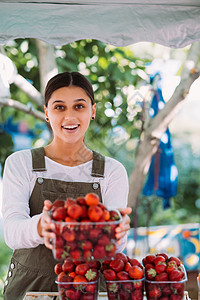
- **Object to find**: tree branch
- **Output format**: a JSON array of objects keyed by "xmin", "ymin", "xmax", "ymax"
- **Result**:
[
  {"xmin": 128, "ymin": 41, "xmax": 200, "ymax": 208},
  {"xmin": 0, "ymin": 97, "xmax": 45, "ymax": 121}
]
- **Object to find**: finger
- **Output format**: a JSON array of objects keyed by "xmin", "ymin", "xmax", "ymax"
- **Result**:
[
  {"xmin": 118, "ymin": 207, "xmax": 132, "ymax": 216},
  {"xmin": 44, "ymin": 200, "xmax": 52, "ymax": 211},
  {"xmin": 115, "ymin": 222, "xmax": 130, "ymax": 234},
  {"xmin": 116, "ymin": 231, "xmax": 126, "ymax": 241},
  {"xmin": 44, "ymin": 237, "xmax": 54, "ymax": 249}
]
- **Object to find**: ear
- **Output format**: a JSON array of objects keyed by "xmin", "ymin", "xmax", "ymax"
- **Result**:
[
  {"xmin": 91, "ymin": 103, "xmax": 96, "ymax": 119},
  {"xmin": 44, "ymin": 105, "xmax": 49, "ymax": 119}
]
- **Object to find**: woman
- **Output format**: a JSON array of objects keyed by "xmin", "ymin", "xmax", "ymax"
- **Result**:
[{"xmin": 2, "ymin": 71, "xmax": 132, "ymax": 300}]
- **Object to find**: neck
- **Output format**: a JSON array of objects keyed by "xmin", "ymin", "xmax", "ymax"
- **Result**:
[{"xmin": 44, "ymin": 139, "xmax": 92, "ymax": 166}]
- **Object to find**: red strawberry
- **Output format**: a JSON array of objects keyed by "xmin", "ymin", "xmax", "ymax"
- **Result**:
[
  {"xmin": 145, "ymin": 267, "xmax": 157, "ymax": 280},
  {"xmin": 75, "ymin": 263, "xmax": 89, "ymax": 275},
  {"xmin": 116, "ymin": 271, "xmax": 129, "ymax": 281},
  {"xmin": 65, "ymin": 198, "xmax": 76, "ymax": 207},
  {"xmin": 155, "ymin": 272, "xmax": 169, "ymax": 281},
  {"xmin": 103, "ymin": 269, "xmax": 116, "ymax": 281},
  {"xmin": 73, "ymin": 275, "xmax": 87, "ymax": 283},
  {"xmin": 154, "ymin": 255, "xmax": 166, "ymax": 265},
  {"xmin": 171, "ymin": 282, "xmax": 185, "ymax": 296},
  {"xmin": 85, "ymin": 268, "xmax": 98, "ymax": 282},
  {"xmin": 118, "ymin": 289, "xmax": 130, "ymax": 300},
  {"xmin": 122, "ymin": 282, "xmax": 133, "ymax": 292},
  {"xmin": 81, "ymin": 240, "xmax": 93, "ymax": 251},
  {"xmin": 102, "ymin": 209, "xmax": 110, "ymax": 221},
  {"xmin": 105, "ymin": 243, "xmax": 116, "ymax": 257},
  {"xmin": 76, "ymin": 232, "xmax": 87, "ymax": 241},
  {"xmin": 166, "ymin": 260, "xmax": 177, "ymax": 273},
  {"xmin": 170, "ymin": 295, "xmax": 182, "ymax": 300},
  {"xmin": 70, "ymin": 249, "xmax": 82, "ymax": 260},
  {"xmin": 82, "ymin": 294, "xmax": 95, "ymax": 300},
  {"xmin": 80, "ymin": 205, "xmax": 88, "ymax": 219},
  {"xmin": 109, "ymin": 210, "xmax": 120, "ymax": 221},
  {"xmin": 62, "ymin": 228, "xmax": 75, "ymax": 242},
  {"xmin": 124, "ymin": 262, "xmax": 132, "ymax": 272},
  {"xmin": 114, "ymin": 253, "xmax": 128, "ymax": 264},
  {"xmin": 155, "ymin": 262, "xmax": 167, "ymax": 274},
  {"xmin": 168, "ymin": 256, "xmax": 181, "ymax": 266},
  {"xmin": 52, "ymin": 207, "xmax": 67, "ymax": 221},
  {"xmin": 97, "ymin": 234, "xmax": 110, "ymax": 246},
  {"xmin": 110, "ymin": 259, "xmax": 125, "ymax": 272},
  {"xmin": 88, "ymin": 205, "xmax": 103, "ymax": 222},
  {"xmin": 93, "ymin": 245, "xmax": 106, "ymax": 259},
  {"xmin": 62, "ymin": 261, "xmax": 74, "ymax": 273},
  {"xmin": 107, "ymin": 282, "xmax": 119, "ymax": 294},
  {"xmin": 68, "ymin": 271, "xmax": 76, "ymax": 278},
  {"xmin": 145, "ymin": 254, "xmax": 156, "ymax": 264},
  {"xmin": 86, "ymin": 283, "xmax": 96, "ymax": 294},
  {"xmin": 131, "ymin": 289, "xmax": 143, "ymax": 300},
  {"xmin": 169, "ymin": 269, "xmax": 183, "ymax": 281},
  {"xmin": 52, "ymin": 199, "xmax": 65, "ymax": 210},
  {"xmin": 83, "ymin": 249, "xmax": 92, "ymax": 260},
  {"xmin": 57, "ymin": 272, "xmax": 72, "ymax": 282},
  {"xmin": 76, "ymin": 197, "xmax": 86, "ymax": 205},
  {"xmin": 145, "ymin": 263, "xmax": 155, "ymax": 270},
  {"xmin": 67, "ymin": 203, "xmax": 83, "ymax": 219},
  {"xmin": 65, "ymin": 289, "xmax": 81, "ymax": 300},
  {"xmin": 54, "ymin": 263, "xmax": 62, "ymax": 275},
  {"xmin": 157, "ymin": 253, "xmax": 169, "ymax": 260},
  {"xmin": 80, "ymin": 219, "xmax": 93, "ymax": 231},
  {"xmin": 128, "ymin": 258, "xmax": 142, "ymax": 267},
  {"xmin": 55, "ymin": 248, "xmax": 65, "ymax": 260},
  {"xmin": 89, "ymin": 228, "xmax": 102, "ymax": 239},
  {"xmin": 85, "ymin": 193, "xmax": 99, "ymax": 206},
  {"xmin": 66, "ymin": 241, "xmax": 77, "ymax": 251},
  {"xmin": 128, "ymin": 266, "xmax": 144, "ymax": 280},
  {"xmin": 64, "ymin": 217, "xmax": 78, "ymax": 229},
  {"xmin": 55, "ymin": 236, "xmax": 65, "ymax": 248},
  {"xmin": 87, "ymin": 261, "xmax": 101, "ymax": 270},
  {"xmin": 148, "ymin": 285, "xmax": 162, "ymax": 298},
  {"xmin": 162, "ymin": 285, "xmax": 172, "ymax": 296},
  {"xmin": 132, "ymin": 280, "xmax": 143, "ymax": 290}
]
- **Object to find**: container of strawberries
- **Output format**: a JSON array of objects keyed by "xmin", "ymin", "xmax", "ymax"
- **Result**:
[
  {"xmin": 101, "ymin": 253, "xmax": 144, "ymax": 300},
  {"xmin": 55, "ymin": 259, "xmax": 100, "ymax": 300},
  {"xmin": 143, "ymin": 253, "xmax": 188, "ymax": 300},
  {"xmin": 49, "ymin": 193, "xmax": 122, "ymax": 261}
]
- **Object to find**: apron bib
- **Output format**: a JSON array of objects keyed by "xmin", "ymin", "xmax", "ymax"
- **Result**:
[{"xmin": 4, "ymin": 147, "xmax": 105, "ymax": 300}]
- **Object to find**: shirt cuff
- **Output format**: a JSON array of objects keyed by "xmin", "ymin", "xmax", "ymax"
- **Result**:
[{"xmin": 30, "ymin": 213, "xmax": 44, "ymax": 245}]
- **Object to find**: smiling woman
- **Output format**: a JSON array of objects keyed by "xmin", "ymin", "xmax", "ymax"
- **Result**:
[{"xmin": 1, "ymin": 71, "xmax": 132, "ymax": 300}]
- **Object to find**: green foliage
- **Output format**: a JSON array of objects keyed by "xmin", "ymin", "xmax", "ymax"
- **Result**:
[{"xmin": 0, "ymin": 239, "xmax": 12, "ymax": 299}]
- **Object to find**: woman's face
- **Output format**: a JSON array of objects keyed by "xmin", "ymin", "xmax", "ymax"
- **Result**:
[{"xmin": 44, "ymin": 85, "xmax": 96, "ymax": 145}]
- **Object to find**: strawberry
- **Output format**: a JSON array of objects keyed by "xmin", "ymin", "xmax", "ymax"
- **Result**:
[
  {"xmin": 131, "ymin": 289, "xmax": 143, "ymax": 300},
  {"xmin": 145, "ymin": 254, "xmax": 156, "ymax": 264},
  {"xmin": 170, "ymin": 295, "xmax": 182, "ymax": 300},
  {"xmin": 83, "ymin": 250, "xmax": 92, "ymax": 260},
  {"xmin": 65, "ymin": 198, "xmax": 76, "ymax": 207},
  {"xmin": 88, "ymin": 205, "xmax": 103, "ymax": 222},
  {"xmin": 80, "ymin": 205, "xmax": 88, "ymax": 219},
  {"xmin": 102, "ymin": 209, "xmax": 110, "ymax": 221},
  {"xmin": 155, "ymin": 272, "xmax": 169, "ymax": 281},
  {"xmin": 82, "ymin": 294, "xmax": 95, "ymax": 300},
  {"xmin": 52, "ymin": 207, "xmax": 67, "ymax": 221},
  {"xmin": 75, "ymin": 263, "xmax": 89, "ymax": 276},
  {"xmin": 85, "ymin": 283, "xmax": 96, "ymax": 294},
  {"xmin": 55, "ymin": 248, "xmax": 65, "ymax": 260},
  {"xmin": 68, "ymin": 271, "xmax": 76, "ymax": 278},
  {"xmin": 128, "ymin": 265, "xmax": 144, "ymax": 280},
  {"xmin": 67, "ymin": 203, "xmax": 83, "ymax": 219},
  {"xmin": 162, "ymin": 284, "xmax": 171, "ymax": 296},
  {"xmin": 166, "ymin": 260, "xmax": 177, "ymax": 273},
  {"xmin": 57, "ymin": 272, "xmax": 72, "ymax": 282},
  {"xmin": 171, "ymin": 282, "xmax": 185, "ymax": 296},
  {"xmin": 128, "ymin": 258, "xmax": 142, "ymax": 267},
  {"xmin": 85, "ymin": 193, "xmax": 99, "ymax": 206},
  {"xmin": 107, "ymin": 282, "xmax": 119, "ymax": 293},
  {"xmin": 155, "ymin": 261, "xmax": 167, "ymax": 274},
  {"xmin": 154, "ymin": 255, "xmax": 166, "ymax": 265},
  {"xmin": 122, "ymin": 281, "xmax": 133, "ymax": 292},
  {"xmin": 66, "ymin": 241, "xmax": 77, "ymax": 251},
  {"xmin": 65, "ymin": 289, "xmax": 81, "ymax": 300},
  {"xmin": 132, "ymin": 280, "xmax": 143, "ymax": 289},
  {"xmin": 87, "ymin": 261, "xmax": 101, "ymax": 270},
  {"xmin": 62, "ymin": 261, "xmax": 74, "ymax": 273},
  {"xmin": 73, "ymin": 275, "xmax": 87, "ymax": 283},
  {"xmin": 81, "ymin": 240, "xmax": 93, "ymax": 251},
  {"xmin": 168, "ymin": 256, "xmax": 181, "ymax": 266},
  {"xmin": 76, "ymin": 232, "xmax": 87, "ymax": 241},
  {"xmin": 52, "ymin": 199, "xmax": 65, "ymax": 210},
  {"xmin": 55, "ymin": 236, "xmax": 64, "ymax": 248},
  {"xmin": 157, "ymin": 253, "xmax": 169, "ymax": 260},
  {"xmin": 110, "ymin": 259, "xmax": 125, "ymax": 272},
  {"xmin": 124, "ymin": 262, "xmax": 132, "ymax": 272},
  {"xmin": 114, "ymin": 252, "xmax": 128, "ymax": 264},
  {"xmin": 76, "ymin": 196, "xmax": 86, "ymax": 205},
  {"xmin": 70, "ymin": 249, "xmax": 82, "ymax": 260},
  {"xmin": 148, "ymin": 285, "xmax": 162, "ymax": 298},
  {"xmin": 85, "ymin": 268, "xmax": 98, "ymax": 282},
  {"xmin": 118, "ymin": 289, "xmax": 130, "ymax": 300},
  {"xmin": 97, "ymin": 234, "xmax": 110, "ymax": 246},
  {"xmin": 62, "ymin": 228, "xmax": 75, "ymax": 242},
  {"xmin": 103, "ymin": 269, "xmax": 116, "ymax": 281},
  {"xmin": 89, "ymin": 228, "xmax": 102, "ymax": 240},
  {"xmin": 80, "ymin": 219, "xmax": 93, "ymax": 231},
  {"xmin": 107, "ymin": 292, "xmax": 117, "ymax": 300},
  {"xmin": 109, "ymin": 210, "xmax": 120, "ymax": 221},
  {"xmin": 145, "ymin": 267, "xmax": 157, "ymax": 280},
  {"xmin": 54, "ymin": 263, "xmax": 62, "ymax": 275},
  {"xmin": 116, "ymin": 271, "xmax": 129, "ymax": 281},
  {"xmin": 169, "ymin": 269, "xmax": 183, "ymax": 281},
  {"xmin": 93, "ymin": 245, "xmax": 106, "ymax": 259},
  {"xmin": 64, "ymin": 217, "xmax": 78, "ymax": 228},
  {"xmin": 105, "ymin": 243, "xmax": 116, "ymax": 257}
]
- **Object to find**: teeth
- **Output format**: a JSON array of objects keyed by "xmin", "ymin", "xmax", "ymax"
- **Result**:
[{"xmin": 63, "ymin": 125, "xmax": 78, "ymax": 129}]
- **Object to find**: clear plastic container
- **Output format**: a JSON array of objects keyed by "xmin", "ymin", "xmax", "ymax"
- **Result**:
[
  {"xmin": 105, "ymin": 278, "xmax": 144, "ymax": 300},
  {"xmin": 56, "ymin": 279, "xmax": 98, "ymax": 300},
  {"xmin": 51, "ymin": 209, "xmax": 122, "ymax": 261},
  {"xmin": 145, "ymin": 265, "xmax": 188, "ymax": 300},
  {"xmin": 197, "ymin": 273, "xmax": 200, "ymax": 300}
]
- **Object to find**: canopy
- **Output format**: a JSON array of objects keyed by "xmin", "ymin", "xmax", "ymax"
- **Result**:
[{"xmin": 0, "ymin": 0, "xmax": 200, "ymax": 48}]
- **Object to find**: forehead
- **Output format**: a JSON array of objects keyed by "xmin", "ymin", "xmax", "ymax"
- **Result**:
[{"xmin": 49, "ymin": 86, "xmax": 90, "ymax": 102}]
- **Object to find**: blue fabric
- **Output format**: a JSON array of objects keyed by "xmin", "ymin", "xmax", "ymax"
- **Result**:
[{"xmin": 143, "ymin": 88, "xmax": 178, "ymax": 208}]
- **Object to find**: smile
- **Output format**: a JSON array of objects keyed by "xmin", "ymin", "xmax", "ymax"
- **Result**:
[{"xmin": 62, "ymin": 124, "xmax": 80, "ymax": 132}]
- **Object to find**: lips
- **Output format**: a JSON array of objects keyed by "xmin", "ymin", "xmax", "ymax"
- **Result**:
[{"xmin": 62, "ymin": 124, "xmax": 80, "ymax": 132}]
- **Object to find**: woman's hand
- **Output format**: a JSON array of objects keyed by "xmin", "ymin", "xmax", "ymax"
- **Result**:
[
  {"xmin": 37, "ymin": 200, "xmax": 56, "ymax": 249},
  {"xmin": 115, "ymin": 207, "xmax": 132, "ymax": 244}
]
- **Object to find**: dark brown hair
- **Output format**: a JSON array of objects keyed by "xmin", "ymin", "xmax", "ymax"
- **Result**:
[{"xmin": 44, "ymin": 71, "xmax": 95, "ymax": 106}]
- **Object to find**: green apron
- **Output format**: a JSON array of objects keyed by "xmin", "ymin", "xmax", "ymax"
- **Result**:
[{"xmin": 4, "ymin": 147, "xmax": 105, "ymax": 300}]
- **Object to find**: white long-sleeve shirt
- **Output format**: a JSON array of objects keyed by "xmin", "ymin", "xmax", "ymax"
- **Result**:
[{"xmin": 2, "ymin": 149, "xmax": 129, "ymax": 251}]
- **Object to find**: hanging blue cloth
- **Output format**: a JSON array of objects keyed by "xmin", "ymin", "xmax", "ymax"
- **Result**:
[{"xmin": 143, "ymin": 87, "xmax": 178, "ymax": 209}]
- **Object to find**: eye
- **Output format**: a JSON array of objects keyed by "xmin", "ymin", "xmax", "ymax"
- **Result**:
[
  {"xmin": 55, "ymin": 105, "xmax": 65, "ymax": 110},
  {"xmin": 75, "ymin": 104, "xmax": 85, "ymax": 109}
]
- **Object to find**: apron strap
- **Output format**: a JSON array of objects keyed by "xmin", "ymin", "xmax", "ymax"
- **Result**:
[
  {"xmin": 91, "ymin": 151, "xmax": 105, "ymax": 178},
  {"xmin": 31, "ymin": 147, "xmax": 47, "ymax": 172}
]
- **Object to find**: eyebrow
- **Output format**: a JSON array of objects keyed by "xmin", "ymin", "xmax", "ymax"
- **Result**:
[{"xmin": 52, "ymin": 99, "xmax": 87, "ymax": 104}]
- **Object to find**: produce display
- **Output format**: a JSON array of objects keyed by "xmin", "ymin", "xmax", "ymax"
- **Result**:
[
  {"xmin": 101, "ymin": 253, "xmax": 144, "ymax": 300},
  {"xmin": 55, "ymin": 258, "xmax": 100, "ymax": 300},
  {"xmin": 49, "ymin": 193, "xmax": 122, "ymax": 261},
  {"xmin": 143, "ymin": 253, "xmax": 187, "ymax": 300}
]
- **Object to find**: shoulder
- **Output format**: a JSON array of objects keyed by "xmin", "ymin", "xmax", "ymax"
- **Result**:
[
  {"xmin": 104, "ymin": 156, "xmax": 128, "ymax": 177},
  {"xmin": 5, "ymin": 149, "xmax": 32, "ymax": 168}
]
